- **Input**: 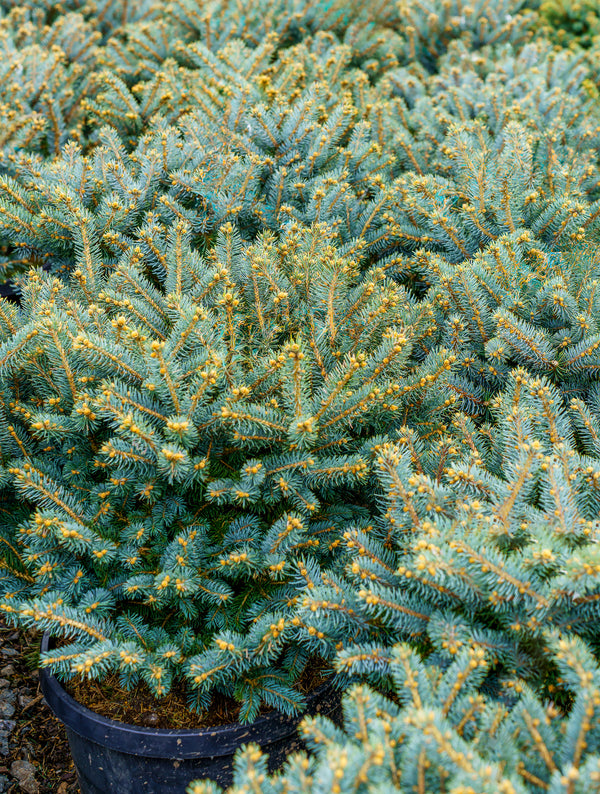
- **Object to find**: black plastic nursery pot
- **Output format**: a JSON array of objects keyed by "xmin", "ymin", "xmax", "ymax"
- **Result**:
[{"xmin": 39, "ymin": 635, "xmax": 341, "ymax": 793}]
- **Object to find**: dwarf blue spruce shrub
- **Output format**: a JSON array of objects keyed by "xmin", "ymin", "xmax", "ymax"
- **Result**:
[
  {"xmin": 394, "ymin": 0, "xmax": 537, "ymax": 72},
  {"xmin": 296, "ymin": 384, "xmax": 600, "ymax": 701},
  {"xmin": 0, "ymin": 222, "xmax": 457, "ymax": 721},
  {"xmin": 411, "ymin": 236, "xmax": 600, "ymax": 417},
  {"xmin": 537, "ymin": 0, "xmax": 600, "ymax": 49},
  {"xmin": 188, "ymin": 636, "xmax": 600, "ymax": 794},
  {"xmin": 186, "ymin": 377, "xmax": 600, "ymax": 781}
]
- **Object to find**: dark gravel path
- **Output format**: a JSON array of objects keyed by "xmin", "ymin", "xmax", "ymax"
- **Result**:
[{"xmin": 0, "ymin": 621, "xmax": 79, "ymax": 794}]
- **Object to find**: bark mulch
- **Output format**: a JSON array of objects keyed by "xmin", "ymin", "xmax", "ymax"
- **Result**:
[{"xmin": 0, "ymin": 620, "xmax": 79, "ymax": 794}]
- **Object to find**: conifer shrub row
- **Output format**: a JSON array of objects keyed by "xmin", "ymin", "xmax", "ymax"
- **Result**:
[
  {"xmin": 2, "ymin": 0, "xmax": 599, "ymax": 284},
  {"xmin": 2, "ymin": 33, "xmax": 600, "ymax": 286}
]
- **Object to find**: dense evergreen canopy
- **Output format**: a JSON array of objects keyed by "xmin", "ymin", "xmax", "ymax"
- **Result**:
[{"xmin": 2, "ymin": 0, "xmax": 600, "ymax": 791}]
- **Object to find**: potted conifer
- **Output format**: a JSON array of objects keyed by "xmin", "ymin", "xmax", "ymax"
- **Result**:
[{"xmin": 0, "ymin": 220, "xmax": 455, "ymax": 792}]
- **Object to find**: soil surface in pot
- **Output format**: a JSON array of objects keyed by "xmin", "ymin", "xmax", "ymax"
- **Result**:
[{"xmin": 63, "ymin": 660, "xmax": 331, "ymax": 730}]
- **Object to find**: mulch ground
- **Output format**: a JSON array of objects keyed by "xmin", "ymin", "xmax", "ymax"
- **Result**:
[{"xmin": 0, "ymin": 620, "xmax": 79, "ymax": 794}]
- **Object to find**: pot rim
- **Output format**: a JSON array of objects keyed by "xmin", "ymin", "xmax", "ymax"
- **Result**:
[{"xmin": 39, "ymin": 632, "xmax": 338, "ymax": 758}]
